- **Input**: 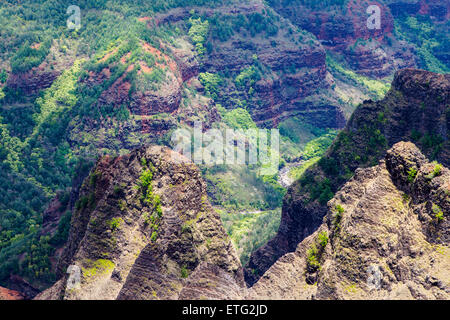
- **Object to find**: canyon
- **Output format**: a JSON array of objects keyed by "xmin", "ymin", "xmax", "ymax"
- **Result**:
[{"xmin": 0, "ymin": 0, "xmax": 448, "ymax": 300}]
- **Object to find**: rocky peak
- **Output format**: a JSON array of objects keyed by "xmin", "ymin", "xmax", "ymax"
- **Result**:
[
  {"xmin": 248, "ymin": 142, "xmax": 449, "ymax": 299},
  {"xmin": 37, "ymin": 145, "xmax": 244, "ymax": 300},
  {"xmin": 385, "ymin": 141, "xmax": 428, "ymax": 191},
  {"xmin": 392, "ymin": 68, "xmax": 450, "ymax": 101},
  {"xmin": 386, "ymin": 142, "xmax": 450, "ymax": 243}
]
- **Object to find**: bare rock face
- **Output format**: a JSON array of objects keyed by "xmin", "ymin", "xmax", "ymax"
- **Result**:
[
  {"xmin": 0, "ymin": 286, "xmax": 24, "ymax": 300},
  {"xmin": 245, "ymin": 68, "xmax": 449, "ymax": 286},
  {"xmin": 248, "ymin": 142, "xmax": 450, "ymax": 299},
  {"xmin": 37, "ymin": 146, "xmax": 244, "ymax": 300},
  {"xmin": 7, "ymin": 68, "xmax": 59, "ymax": 96},
  {"xmin": 170, "ymin": 39, "xmax": 200, "ymax": 82}
]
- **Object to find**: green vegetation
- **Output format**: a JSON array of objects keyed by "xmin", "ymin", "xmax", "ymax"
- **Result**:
[
  {"xmin": 302, "ymin": 131, "xmax": 338, "ymax": 160},
  {"xmin": 222, "ymin": 108, "xmax": 257, "ymax": 130},
  {"xmin": 188, "ymin": 16, "xmax": 209, "ymax": 55},
  {"xmin": 82, "ymin": 259, "xmax": 115, "ymax": 279},
  {"xmin": 306, "ymin": 230, "xmax": 330, "ymax": 272},
  {"xmin": 286, "ymin": 128, "xmax": 339, "ymax": 204},
  {"xmin": 22, "ymin": 235, "xmax": 55, "ymax": 283},
  {"xmin": 317, "ymin": 231, "xmax": 328, "ymax": 248},
  {"xmin": 220, "ymin": 209, "xmax": 281, "ymax": 265},
  {"xmin": 326, "ymin": 55, "xmax": 390, "ymax": 99},
  {"xmin": 273, "ymin": 0, "xmax": 346, "ymax": 10},
  {"xmin": 0, "ymin": 70, "xmax": 7, "ymax": 84},
  {"xmin": 306, "ymin": 244, "xmax": 320, "ymax": 270},
  {"xmin": 402, "ymin": 193, "xmax": 410, "ymax": 203},
  {"xmin": 139, "ymin": 168, "xmax": 154, "ymax": 198},
  {"xmin": 294, "ymin": 111, "xmax": 390, "ymax": 206},
  {"xmin": 426, "ymin": 162, "xmax": 442, "ymax": 180},
  {"xmin": 332, "ymin": 204, "xmax": 344, "ymax": 231},
  {"xmin": 235, "ymin": 65, "xmax": 261, "ymax": 89},
  {"xmin": 208, "ymin": 10, "xmax": 279, "ymax": 41},
  {"xmin": 309, "ymin": 178, "xmax": 334, "ymax": 205},
  {"xmin": 107, "ymin": 217, "xmax": 123, "ymax": 231},
  {"xmin": 10, "ymin": 40, "xmax": 52, "ymax": 73},
  {"xmin": 432, "ymin": 203, "xmax": 444, "ymax": 222},
  {"xmin": 432, "ymin": 164, "xmax": 442, "ymax": 177},
  {"xmin": 289, "ymin": 157, "xmax": 320, "ymax": 181},
  {"xmin": 416, "ymin": 133, "xmax": 444, "ymax": 160},
  {"xmin": 204, "ymin": 165, "xmax": 285, "ymax": 211},
  {"xmin": 49, "ymin": 210, "xmax": 72, "ymax": 246},
  {"xmin": 407, "ymin": 167, "xmax": 417, "ymax": 183},
  {"xmin": 198, "ymin": 72, "xmax": 222, "ymax": 100},
  {"xmin": 139, "ymin": 162, "xmax": 162, "ymax": 239},
  {"xmin": 278, "ymin": 116, "xmax": 334, "ymax": 162},
  {"xmin": 394, "ymin": 16, "xmax": 449, "ymax": 73},
  {"xmin": 180, "ymin": 265, "xmax": 189, "ymax": 278}
]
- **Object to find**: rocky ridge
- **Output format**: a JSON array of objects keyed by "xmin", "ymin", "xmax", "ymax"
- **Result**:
[
  {"xmin": 247, "ymin": 142, "xmax": 449, "ymax": 299},
  {"xmin": 39, "ymin": 141, "xmax": 450, "ymax": 300},
  {"xmin": 245, "ymin": 68, "xmax": 449, "ymax": 285},
  {"xmin": 36, "ymin": 146, "xmax": 245, "ymax": 300}
]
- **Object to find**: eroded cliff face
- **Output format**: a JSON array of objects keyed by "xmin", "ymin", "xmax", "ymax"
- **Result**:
[
  {"xmin": 266, "ymin": 0, "xmax": 450, "ymax": 78},
  {"xmin": 6, "ymin": 40, "xmax": 78, "ymax": 96},
  {"xmin": 245, "ymin": 68, "xmax": 449, "ymax": 285},
  {"xmin": 247, "ymin": 142, "xmax": 449, "ymax": 299},
  {"xmin": 36, "ymin": 146, "xmax": 244, "ymax": 300},
  {"xmin": 149, "ymin": 0, "xmax": 346, "ymax": 128}
]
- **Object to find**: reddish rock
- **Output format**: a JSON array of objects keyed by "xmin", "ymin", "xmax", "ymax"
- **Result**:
[{"xmin": 0, "ymin": 287, "xmax": 24, "ymax": 300}]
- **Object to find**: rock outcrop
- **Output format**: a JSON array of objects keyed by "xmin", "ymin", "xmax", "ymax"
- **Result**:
[
  {"xmin": 7, "ymin": 40, "xmax": 77, "ymax": 95},
  {"xmin": 0, "ymin": 286, "xmax": 24, "ymax": 300},
  {"xmin": 247, "ymin": 142, "xmax": 450, "ymax": 299},
  {"xmin": 245, "ymin": 68, "xmax": 449, "ymax": 285},
  {"xmin": 88, "ymin": 42, "xmax": 185, "ymax": 118},
  {"xmin": 36, "ymin": 146, "xmax": 244, "ymax": 300}
]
